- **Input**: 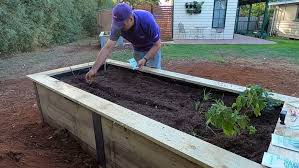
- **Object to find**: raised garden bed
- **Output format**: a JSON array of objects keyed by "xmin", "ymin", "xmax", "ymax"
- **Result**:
[
  {"xmin": 58, "ymin": 65, "xmax": 280, "ymax": 163},
  {"xmin": 27, "ymin": 59, "xmax": 299, "ymax": 168}
]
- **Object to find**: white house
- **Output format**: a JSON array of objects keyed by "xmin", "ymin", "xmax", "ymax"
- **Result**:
[
  {"xmin": 173, "ymin": 0, "xmax": 238, "ymax": 40},
  {"xmin": 270, "ymin": 0, "xmax": 299, "ymax": 39}
]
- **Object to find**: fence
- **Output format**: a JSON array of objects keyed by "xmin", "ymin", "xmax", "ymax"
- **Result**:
[
  {"xmin": 97, "ymin": 4, "xmax": 173, "ymax": 41},
  {"xmin": 135, "ymin": 4, "xmax": 173, "ymax": 41},
  {"xmin": 97, "ymin": 9, "xmax": 112, "ymax": 33},
  {"xmin": 235, "ymin": 16, "xmax": 272, "ymax": 35},
  {"xmin": 235, "ymin": 16, "xmax": 259, "ymax": 33}
]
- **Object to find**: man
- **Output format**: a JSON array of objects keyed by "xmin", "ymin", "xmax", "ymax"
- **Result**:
[{"xmin": 86, "ymin": 3, "xmax": 162, "ymax": 83}]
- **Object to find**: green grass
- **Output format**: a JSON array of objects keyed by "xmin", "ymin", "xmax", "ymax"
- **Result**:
[
  {"xmin": 111, "ymin": 50, "xmax": 132, "ymax": 62},
  {"xmin": 112, "ymin": 37, "xmax": 299, "ymax": 64}
]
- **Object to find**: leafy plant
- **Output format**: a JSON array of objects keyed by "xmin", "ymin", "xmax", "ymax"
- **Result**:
[
  {"xmin": 185, "ymin": 1, "xmax": 204, "ymax": 15},
  {"xmin": 0, "ymin": 0, "xmax": 98, "ymax": 54},
  {"xmin": 267, "ymin": 98, "xmax": 284, "ymax": 110},
  {"xmin": 232, "ymin": 85, "xmax": 269, "ymax": 117},
  {"xmin": 248, "ymin": 125, "xmax": 257, "ymax": 135},
  {"xmin": 206, "ymin": 100, "xmax": 256, "ymax": 136}
]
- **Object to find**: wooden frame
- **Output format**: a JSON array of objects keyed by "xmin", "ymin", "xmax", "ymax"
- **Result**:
[
  {"xmin": 27, "ymin": 59, "xmax": 299, "ymax": 168},
  {"xmin": 212, "ymin": 0, "xmax": 228, "ymax": 29}
]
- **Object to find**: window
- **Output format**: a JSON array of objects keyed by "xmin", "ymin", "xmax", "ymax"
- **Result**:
[
  {"xmin": 212, "ymin": 0, "xmax": 228, "ymax": 28},
  {"xmin": 296, "ymin": 5, "xmax": 299, "ymax": 21}
]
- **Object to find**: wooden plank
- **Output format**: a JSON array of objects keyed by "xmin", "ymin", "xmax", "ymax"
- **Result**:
[
  {"xmin": 267, "ymin": 145, "xmax": 299, "ymax": 162},
  {"xmin": 37, "ymin": 84, "xmax": 96, "ymax": 149},
  {"xmin": 46, "ymin": 102, "xmax": 77, "ymax": 134},
  {"xmin": 36, "ymin": 83, "xmax": 98, "ymax": 157},
  {"xmin": 33, "ymin": 82, "xmax": 45, "ymax": 122},
  {"xmin": 273, "ymin": 102, "xmax": 299, "ymax": 138},
  {"xmin": 48, "ymin": 88, "xmax": 79, "ymax": 116},
  {"xmin": 31, "ymin": 62, "xmax": 93, "ymax": 76},
  {"xmin": 37, "ymin": 83, "xmax": 77, "ymax": 133},
  {"xmin": 101, "ymin": 117, "xmax": 202, "ymax": 168},
  {"xmin": 36, "ymin": 84, "xmax": 51, "ymax": 123},
  {"xmin": 76, "ymin": 106, "xmax": 96, "ymax": 149},
  {"xmin": 266, "ymin": 101, "xmax": 299, "ymax": 163},
  {"xmin": 28, "ymin": 74, "xmax": 263, "ymax": 168}
]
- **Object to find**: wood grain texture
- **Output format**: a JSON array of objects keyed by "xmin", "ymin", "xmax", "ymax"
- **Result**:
[{"xmin": 267, "ymin": 101, "xmax": 299, "ymax": 162}]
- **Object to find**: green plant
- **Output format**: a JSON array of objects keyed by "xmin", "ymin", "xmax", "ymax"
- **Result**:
[
  {"xmin": 267, "ymin": 98, "xmax": 284, "ymax": 110},
  {"xmin": 206, "ymin": 100, "xmax": 256, "ymax": 136},
  {"xmin": 185, "ymin": 1, "xmax": 204, "ymax": 15},
  {"xmin": 232, "ymin": 85, "xmax": 269, "ymax": 117},
  {"xmin": 203, "ymin": 88, "xmax": 211, "ymax": 101},
  {"xmin": 0, "ymin": 0, "xmax": 98, "ymax": 53},
  {"xmin": 121, "ymin": 0, "xmax": 159, "ymax": 8},
  {"xmin": 240, "ymin": 3, "xmax": 265, "ymax": 17},
  {"xmin": 248, "ymin": 125, "xmax": 257, "ymax": 135},
  {"xmin": 193, "ymin": 89, "xmax": 211, "ymax": 112}
]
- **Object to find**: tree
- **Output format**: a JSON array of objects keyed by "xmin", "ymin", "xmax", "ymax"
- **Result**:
[
  {"xmin": 97, "ymin": 0, "xmax": 114, "ymax": 9},
  {"xmin": 120, "ymin": 0, "xmax": 160, "ymax": 8},
  {"xmin": 240, "ymin": 3, "xmax": 265, "ymax": 17}
]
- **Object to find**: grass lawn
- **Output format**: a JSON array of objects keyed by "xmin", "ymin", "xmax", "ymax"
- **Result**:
[{"xmin": 111, "ymin": 37, "xmax": 299, "ymax": 64}]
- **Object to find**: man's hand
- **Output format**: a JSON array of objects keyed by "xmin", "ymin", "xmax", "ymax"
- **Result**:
[
  {"xmin": 85, "ymin": 39, "xmax": 116, "ymax": 84},
  {"xmin": 85, "ymin": 69, "xmax": 97, "ymax": 84},
  {"xmin": 137, "ymin": 58, "xmax": 147, "ymax": 70}
]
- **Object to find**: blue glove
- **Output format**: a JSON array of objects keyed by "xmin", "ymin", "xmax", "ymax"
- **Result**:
[{"xmin": 128, "ymin": 58, "xmax": 139, "ymax": 70}]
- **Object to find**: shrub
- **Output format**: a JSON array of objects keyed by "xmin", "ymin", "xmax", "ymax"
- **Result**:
[{"xmin": 0, "ymin": 0, "xmax": 100, "ymax": 53}]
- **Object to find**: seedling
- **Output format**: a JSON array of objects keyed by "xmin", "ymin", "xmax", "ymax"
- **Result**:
[
  {"xmin": 206, "ymin": 100, "xmax": 256, "ymax": 136},
  {"xmin": 202, "ymin": 88, "xmax": 212, "ymax": 101},
  {"xmin": 69, "ymin": 66, "xmax": 77, "ymax": 79},
  {"xmin": 194, "ymin": 89, "xmax": 211, "ymax": 112}
]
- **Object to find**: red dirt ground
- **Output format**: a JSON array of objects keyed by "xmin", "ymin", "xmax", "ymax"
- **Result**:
[
  {"xmin": 165, "ymin": 59, "xmax": 299, "ymax": 97},
  {"xmin": 0, "ymin": 79, "xmax": 97, "ymax": 168},
  {"xmin": 1, "ymin": 59, "xmax": 299, "ymax": 167}
]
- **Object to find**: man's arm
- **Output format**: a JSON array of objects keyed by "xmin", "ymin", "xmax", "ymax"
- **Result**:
[
  {"xmin": 137, "ymin": 39, "xmax": 161, "ymax": 69},
  {"xmin": 145, "ymin": 39, "xmax": 161, "ymax": 60},
  {"xmin": 92, "ymin": 39, "xmax": 116, "ymax": 71},
  {"xmin": 86, "ymin": 40, "xmax": 116, "ymax": 82}
]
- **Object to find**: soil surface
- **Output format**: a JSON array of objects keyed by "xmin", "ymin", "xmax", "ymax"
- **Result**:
[{"xmin": 60, "ymin": 66, "xmax": 281, "ymax": 163}]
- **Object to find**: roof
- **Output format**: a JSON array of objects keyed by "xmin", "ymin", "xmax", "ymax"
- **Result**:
[{"xmin": 269, "ymin": 0, "xmax": 299, "ymax": 5}]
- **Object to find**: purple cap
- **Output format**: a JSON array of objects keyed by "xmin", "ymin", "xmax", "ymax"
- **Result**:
[{"xmin": 112, "ymin": 3, "xmax": 133, "ymax": 29}]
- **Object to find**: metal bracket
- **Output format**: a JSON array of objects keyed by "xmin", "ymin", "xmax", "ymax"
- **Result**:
[{"xmin": 92, "ymin": 112, "xmax": 106, "ymax": 168}]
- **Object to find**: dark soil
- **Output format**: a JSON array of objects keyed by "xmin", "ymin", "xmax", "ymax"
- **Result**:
[{"xmin": 59, "ymin": 65, "xmax": 281, "ymax": 163}]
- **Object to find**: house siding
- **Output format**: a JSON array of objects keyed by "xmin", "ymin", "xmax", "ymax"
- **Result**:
[{"xmin": 173, "ymin": 0, "xmax": 238, "ymax": 39}]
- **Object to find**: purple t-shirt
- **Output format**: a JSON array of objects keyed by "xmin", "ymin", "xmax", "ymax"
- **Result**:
[{"xmin": 110, "ymin": 10, "xmax": 160, "ymax": 52}]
